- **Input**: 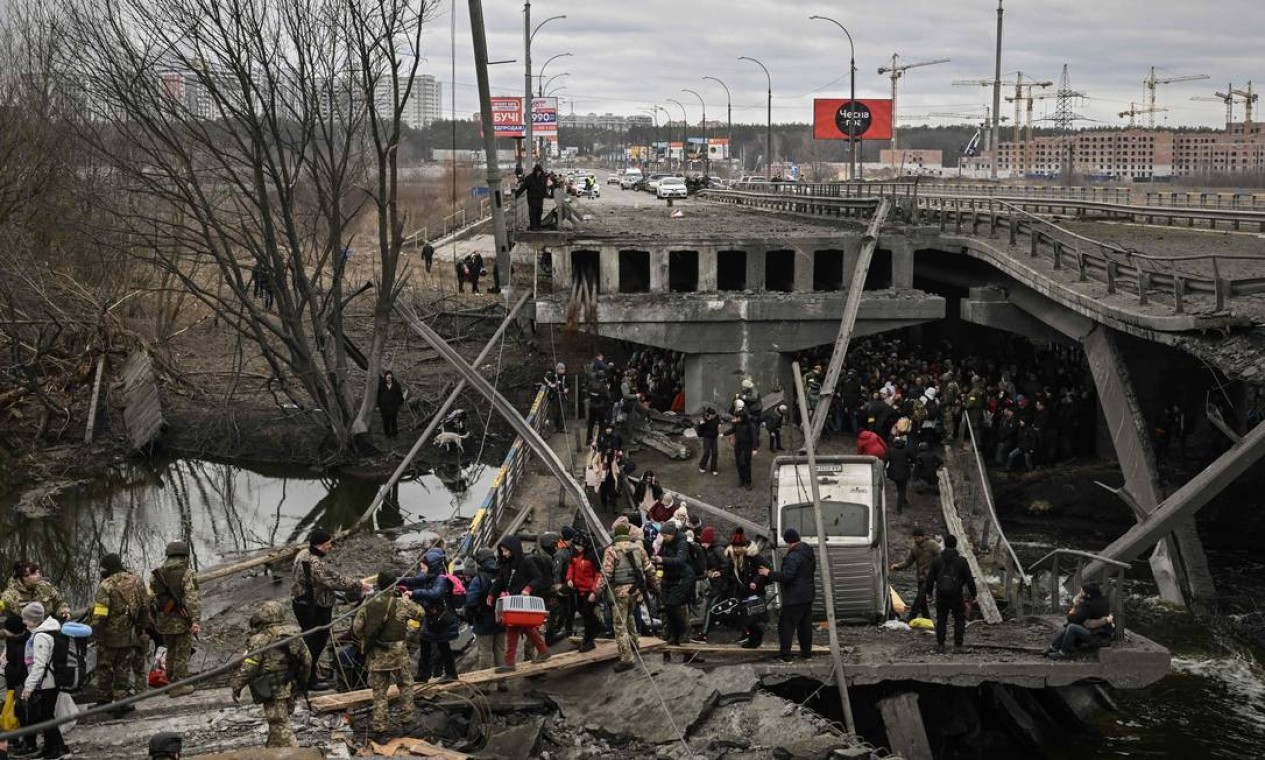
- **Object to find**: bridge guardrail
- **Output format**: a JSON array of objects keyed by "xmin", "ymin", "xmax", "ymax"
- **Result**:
[
  {"xmin": 955, "ymin": 413, "xmax": 1028, "ymax": 614},
  {"xmin": 1026, "ymin": 549, "xmax": 1130, "ymax": 639},
  {"xmin": 927, "ymin": 196, "xmax": 1265, "ymax": 313},
  {"xmin": 704, "ymin": 185, "xmax": 1265, "ymax": 314},
  {"xmin": 455, "ymin": 387, "xmax": 548, "ymax": 560}
]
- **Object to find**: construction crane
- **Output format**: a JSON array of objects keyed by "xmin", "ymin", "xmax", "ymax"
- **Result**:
[
  {"xmin": 958, "ymin": 73, "xmax": 1052, "ymax": 175},
  {"xmin": 877, "ymin": 54, "xmax": 951, "ymax": 150},
  {"xmin": 1191, "ymin": 89, "xmax": 1236, "ymax": 128},
  {"xmin": 1145, "ymin": 67, "xmax": 1209, "ymax": 128},
  {"xmin": 1231, "ymin": 81, "xmax": 1257, "ymax": 130},
  {"xmin": 1120, "ymin": 102, "xmax": 1169, "ymax": 128}
]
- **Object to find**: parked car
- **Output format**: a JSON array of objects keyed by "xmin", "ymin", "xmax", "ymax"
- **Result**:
[
  {"xmin": 607, "ymin": 175, "xmax": 621, "ymax": 185},
  {"xmin": 645, "ymin": 174, "xmax": 673, "ymax": 193},
  {"xmin": 620, "ymin": 174, "xmax": 640, "ymax": 190},
  {"xmin": 657, "ymin": 176, "xmax": 688, "ymax": 199}
]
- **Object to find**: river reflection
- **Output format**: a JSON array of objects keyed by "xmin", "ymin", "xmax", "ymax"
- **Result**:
[{"xmin": 1, "ymin": 457, "xmax": 494, "ymax": 606}]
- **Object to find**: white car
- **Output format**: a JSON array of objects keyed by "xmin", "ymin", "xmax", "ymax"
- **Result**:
[
  {"xmin": 606, "ymin": 175, "xmax": 621, "ymax": 185},
  {"xmin": 619, "ymin": 175, "xmax": 640, "ymax": 190},
  {"xmin": 657, "ymin": 177, "xmax": 688, "ymax": 199},
  {"xmin": 645, "ymin": 174, "xmax": 673, "ymax": 192}
]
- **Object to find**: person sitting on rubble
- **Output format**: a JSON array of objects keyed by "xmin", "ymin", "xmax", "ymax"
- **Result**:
[{"xmin": 1046, "ymin": 582, "xmax": 1115, "ymax": 660}]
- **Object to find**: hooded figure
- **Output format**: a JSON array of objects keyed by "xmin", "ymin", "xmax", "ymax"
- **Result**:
[
  {"xmin": 405, "ymin": 549, "xmax": 459, "ymax": 645},
  {"xmin": 493, "ymin": 536, "xmax": 550, "ymax": 670}
]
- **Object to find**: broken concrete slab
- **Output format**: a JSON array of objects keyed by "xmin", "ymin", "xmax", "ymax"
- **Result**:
[
  {"xmin": 688, "ymin": 691, "xmax": 856, "ymax": 759},
  {"xmin": 533, "ymin": 661, "xmax": 760, "ymax": 745},
  {"xmin": 477, "ymin": 717, "xmax": 545, "ymax": 760},
  {"xmin": 191, "ymin": 750, "xmax": 326, "ymax": 760},
  {"xmin": 877, "ymin": 692, "xmax": 932, "ymax": 760}
]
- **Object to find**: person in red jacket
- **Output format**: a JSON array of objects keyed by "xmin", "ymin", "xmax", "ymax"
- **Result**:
[
  {"xmin": 857, "ymin": 429, "xmax": 888, "ymax": 460},
  {"xmin": 565, "ymin": 533, "xmax": 603, "ymax": 652}
]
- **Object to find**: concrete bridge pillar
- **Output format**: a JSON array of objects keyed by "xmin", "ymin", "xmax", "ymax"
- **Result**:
[
  {"xmin": 699, "ymin": 247, "xmax": 718, "ymax": 292},
  {"xmin": 746, "ymin": 245, "xmax": 766, "ymax": 291},
  {"xmin": 891, "ymin": 239, "xmax": 915, "ymax": 289},
  {"xmin": 649, "ymin": 247, "xmax": 668, "ymax": 293},
  {"xmin": 599, "ymin": 245, "xmax": 619, "ymax": 294},
  {"xmin": 684, "ymin": 350, "xmax": 790, "ymax": 416}
]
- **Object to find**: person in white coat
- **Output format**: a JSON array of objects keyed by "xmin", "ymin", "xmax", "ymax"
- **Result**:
[{"xmin": 21, "ymin": 602, "xmax": 70, "ymax": 759}]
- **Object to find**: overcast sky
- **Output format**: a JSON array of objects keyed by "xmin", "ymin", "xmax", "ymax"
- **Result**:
[{"xmin": 418, "ymin": 0, "xmax": 1258, "ymax": 130}]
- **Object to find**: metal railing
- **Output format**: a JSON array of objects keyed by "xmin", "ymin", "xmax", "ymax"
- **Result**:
[
  {"xmin": 1025, "ymin": 549, "xmax": 1130, "ymax": 639},
  {"xmin": 405, "ymin": 196, "xmax": 493, "ymax": 249},
  {"xmin": 926, "ymin": 197, "xmax": 1265, "ymax": 313},
  {"xmin": 703, "ymin": 186, "xmax": 1265, "ymax": 314},
  {"xmin": 1144, "ymin": 191, "xmax": 1265, "ymax": 210},
  {"xmin": 953, "ymin": 413, "xmax": 1028, "ymax": 614},
  {"xmin": 455, "ymin": 387, "xmax": 549, "ymax": 559}
]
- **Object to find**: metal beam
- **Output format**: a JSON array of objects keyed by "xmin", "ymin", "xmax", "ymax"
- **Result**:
[
  {"xmin": 395, "ymin": 304, "xmax": 610, "ymax": 546},
  {"xmin": 1084, "ymin": 418, "xmax": 1265, "ymax": 579},
  {"xmin": 363, "ymin": 293, "xmax": 531, "ymax": 525},
  {"xmin": 808, "ymin": 199, "xmax": 892, "ymax": 446}
]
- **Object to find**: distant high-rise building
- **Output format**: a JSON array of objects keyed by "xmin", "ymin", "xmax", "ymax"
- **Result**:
[{"xmin": 373, "ymin": 73, "xmax": 441, "ymax": 128}]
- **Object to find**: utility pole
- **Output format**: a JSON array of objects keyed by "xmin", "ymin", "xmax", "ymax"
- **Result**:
[
  {"xmin": 470, "ymin": 0, "xmax": 512, "ymax": 302},
  {"xmin": 991, "ymin": 0, "xmax": 1004, "ymax": 180},
  {"xmin": 668, "ymin": 98, "xmax": 687, "ymax": 173},
  {"xmin": 809, "ymin": 16, "xmax": 857, "ymax": 181},
  {"xmin": 683, "ymin": 88, "xmax": 708, "ymax": 177},
  {"xmin": 523, "ymin": 1, "xmax": 532, "ymax": 165},
  {"xmin": 791, "ymin": 361, "xmax": 857, "ymax": 736}
]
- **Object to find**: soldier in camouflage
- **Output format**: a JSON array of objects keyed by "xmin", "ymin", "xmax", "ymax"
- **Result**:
[
  {"xmin": 0, "ymin": 562, "xmax": 70, "ymax": 621},
  {"xmin": 351, "ymin": 570, "xmax": 424, "ymax": 742},
  {"xmin": 230, "ymin": 600, "xmax": 312, "ymax": 748},
  {"xmin": 594, "ymin": 521, "xmax": 659, "ymax": 672},
  {"xmin": 150, "ymin": 541, "xmax": 201, "ymax": 697},
  {"xmin": 89, "ymin": 553, "xmax": 152, "ymax": 713},
  {"xmin": 290, "ymin": 528, "xmax": 369, "ymax": 689}
]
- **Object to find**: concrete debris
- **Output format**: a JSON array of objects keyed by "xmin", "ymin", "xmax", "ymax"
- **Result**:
[
  {"xmin": 535, "ymin": 661, "xmax": 759, "ymax": 745},
  {"xmin": 689, "ymin": 691, "xmax": 858, "ymax": 759},
  {"xmin": 477, "ymin": 717, "xmax": 545, "ymax": 760}
]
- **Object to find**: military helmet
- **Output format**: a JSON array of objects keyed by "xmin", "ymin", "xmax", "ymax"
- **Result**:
[{"xmin": 165, "ymin": 541, "xmax": 189, "ymax": 558}]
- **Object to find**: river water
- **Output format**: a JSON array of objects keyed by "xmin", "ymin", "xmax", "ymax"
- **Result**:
[
  {"xmin": 0, "ymin": 457, "xmax": 496, "ymax": 607},
  {"xmin": 1008, "ymin": 533, "xmax": 1265, "ymax": 758}
]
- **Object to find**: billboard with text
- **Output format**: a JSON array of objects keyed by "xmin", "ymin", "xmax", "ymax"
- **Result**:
[
  {"xmin": 532, "ymin": 97, "xmax": 558, "ymax": 137},
  {"xmin": 492, "ymin": 97, "xmax": 524, "ymax": 138},
  {"xmin": 813, "ymin": 98, "xmax": 893, "ymax": 141}
]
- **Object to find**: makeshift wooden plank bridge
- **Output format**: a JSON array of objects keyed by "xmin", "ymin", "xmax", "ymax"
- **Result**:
[{"xmin": 311, "ymin": 638, "xmax": 665, "ymax": 713}]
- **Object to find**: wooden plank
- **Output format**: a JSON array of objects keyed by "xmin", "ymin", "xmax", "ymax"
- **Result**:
[
  {"xmin": 311, "ymin": 637, "xmax": 665, "ymax": 713},
  {"xmin": 877, "ymin": 691, "xmax": 933, "ymax": 760},
  {"xmin": 370, "ymin": 737, "xmax": 468, "ymax": 759},
  {"xmin": 84, "ymin": 355, "xmax": 106, "ymax": 444},
  {"xmin": 938, "ymin": 469, "xmax": 1003, "ymax": 624}
]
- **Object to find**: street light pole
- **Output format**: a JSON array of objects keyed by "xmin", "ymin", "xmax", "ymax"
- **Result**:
[
  {"xmin": 542, "ymin": 72, "xmax": 569, "ymax": 97},
  {"xmin": 525, "ymin": 6, "xmax": 566, "ymax": 166},
  {"xmin": 992, "ymin": 0, "xmax": 1004, "ymax": 180},
  {"xmin": 683, "ymin": 89, "xmax": 707, "ymax": 177},
  {"xmin": 667, "ymin": 98, "xmax": 687, "ymax": 173},
  {"xmin": 703, "ymin": 76, "xmax": 731, "ymax": 176},
  {"xmin": 537, "ymin": 52, "xmax": 572, "ymax": 96},
  {"xmin": 739, "ymin": 56, "xmax": 772, "ymax": 179},
  {"xmin": 810, "ymin": 15, "xmax": 857, "ymax": 181}
]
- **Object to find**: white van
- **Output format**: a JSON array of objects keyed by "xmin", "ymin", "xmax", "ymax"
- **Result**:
[{"xmin": 768, "ymin": 455, "xmax": 890, "ymax": 624}]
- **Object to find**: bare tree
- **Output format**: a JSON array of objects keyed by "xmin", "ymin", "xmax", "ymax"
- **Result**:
[{"xmin": 61, "ymin": 0, "xmax": 436, "ymax": 450}]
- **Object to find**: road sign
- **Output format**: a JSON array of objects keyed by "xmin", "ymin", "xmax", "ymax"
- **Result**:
[
  {"xmin": 813, "ymin": 98, "xmax": 893, "ymax": 141},
  {"xmin": 471, "ymin": 186, "xmax": 491, "ymax": 198}
]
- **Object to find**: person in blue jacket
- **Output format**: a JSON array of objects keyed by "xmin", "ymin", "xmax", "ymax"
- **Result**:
[{"xmin": 402, "ymin": 548, "xmax": 459, "ymax": 682}]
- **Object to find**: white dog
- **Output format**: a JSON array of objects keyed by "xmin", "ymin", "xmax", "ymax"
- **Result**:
[{"xmin": 433, "ymin": 431, "xmax": 470, "ymax": 452}]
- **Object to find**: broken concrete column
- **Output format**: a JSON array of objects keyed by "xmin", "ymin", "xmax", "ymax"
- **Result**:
[
  {"xmin": 878, "ymin": 691, "xmax": 933, "ymax": 760},
  {"xmin": 890, "ymin": 238, "xmax": 915, "ymax": 289},
  {"xmin": 684, "ymin": 351, "xmax": 789, "ymax": 415},
  {"xmin": 698, "ymin": 246, "xmax": 718, "ymax": 291}
]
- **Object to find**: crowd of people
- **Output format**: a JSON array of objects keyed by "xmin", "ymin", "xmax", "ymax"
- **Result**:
[
  {"xmin": 794, "ymin": 334, "xmax": 1100, "ymax": 476},
  {"xmin": 0, "ymin": 542, "xmax": 201, "ymax": 758}
]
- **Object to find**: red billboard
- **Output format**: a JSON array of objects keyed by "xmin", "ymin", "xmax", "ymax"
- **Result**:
[
  {"xmin": 813, "ymin": 98, "xmax": 893, "ymax": 141},
  {"xmin": 492, "ymin": 97, "xmax": 524, "ymax": 138}
]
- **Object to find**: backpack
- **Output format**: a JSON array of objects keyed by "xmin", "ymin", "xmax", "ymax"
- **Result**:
[
  {"xmin": 441, "ymin": 573, "xmax": 468, "ymax": 610},
  {"xmin": 526, "ymin": 552, "xmax": 555, "ymax": 594},
  {"xmin": 39, "ymin": 630, "xmax": 87, "ymax": 692},
  {"xmin": 935, "ymin": 558, "xmax": 962, "ymax": 595},
  {"xmin": 687, "ymin": 542, "xmax": 707, "ymax": 579}
]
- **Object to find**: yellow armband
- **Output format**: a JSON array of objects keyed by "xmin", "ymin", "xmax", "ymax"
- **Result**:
[
  {"xmin": 407, "ymin": 619, "xmax": 421, "ymax": 630},
  {"xmin": 92, "ymin": 604, "xmax": 110, "ymax": 617},
  {"xmin": 244, "ymin": 657, "xmax": 260, "ymax": 666}
]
